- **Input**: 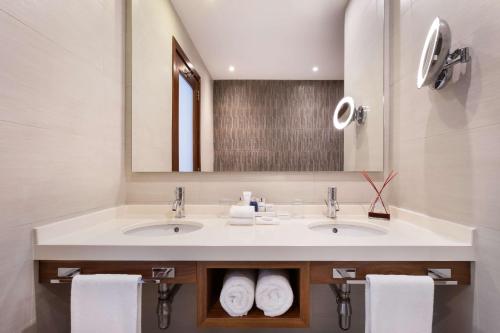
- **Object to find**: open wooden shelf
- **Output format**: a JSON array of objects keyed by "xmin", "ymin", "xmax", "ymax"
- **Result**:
[
  {"xmin": 197, "ymin": 262, "xmax": 310, "ymax": 328},
  {"xmin": 207, "ymin": 300, "xmax": 301, "ymax": 319}
]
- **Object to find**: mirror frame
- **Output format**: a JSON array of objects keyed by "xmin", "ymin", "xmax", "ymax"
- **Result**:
[{"xmin": 129, "ymin": 0, "xmax": 388, "ymax": 173}]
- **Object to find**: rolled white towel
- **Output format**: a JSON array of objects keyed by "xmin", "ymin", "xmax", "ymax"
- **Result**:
[
  {"xmin": 229, "ymin": 205, "xmax": 255, "ymax": 219},
  {"xmin": 255, "ymin": 269, "xmax": 294, "ymax": 317},
  {"xmin": 219, "ymin": 270, "xmax": 256, "ymax": 317}
]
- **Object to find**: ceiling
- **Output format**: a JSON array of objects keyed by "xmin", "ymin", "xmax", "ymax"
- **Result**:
[{"xmin": 170, "ymin": 0, "xmax": 348, "ymax": 80}]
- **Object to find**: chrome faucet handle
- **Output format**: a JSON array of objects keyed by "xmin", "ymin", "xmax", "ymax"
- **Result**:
[
  {"xmin": 172, "ymin": 187, "xmax": 186, "ymax": 218},
  {"xmin": 328, "ymin": 186, "xmax": 337, "ymax": 201},
  {"xmin": 326, "ymin": 186, "xmax": 339, "ymax": 218},
  {"xmin": 174, "ymin": 187, "xmax": 185, "ymax": 201}
]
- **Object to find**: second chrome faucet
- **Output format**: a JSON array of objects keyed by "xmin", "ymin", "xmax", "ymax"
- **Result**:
[{"xmin": 172, "ymin": 187, "xmax": 185, "ymax": 218}]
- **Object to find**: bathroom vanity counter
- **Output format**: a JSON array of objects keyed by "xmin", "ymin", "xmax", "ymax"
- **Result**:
[{"xmin": 33, "ymin": 204, "xmax": 474, "ymax": 261}]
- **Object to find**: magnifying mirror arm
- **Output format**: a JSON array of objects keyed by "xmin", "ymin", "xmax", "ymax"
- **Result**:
[{"xmin": 443, "ymin": 47, "xmax": 470, "ymax": 70}]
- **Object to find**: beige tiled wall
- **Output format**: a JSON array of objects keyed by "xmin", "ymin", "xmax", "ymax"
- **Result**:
[
  {"xmin": 0, "ymin": 1, "xmax": 126, "ymax": 331},
  {"xmin": 389, "ymin": 0, "xmax": 500, "ymax": 332},
  {"xmin": 126, "ymin": 171, "xmax": 379, "ymax": 205}
]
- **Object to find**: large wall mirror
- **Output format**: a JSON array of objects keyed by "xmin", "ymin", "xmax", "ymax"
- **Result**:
[{"xmin": 130, "ymin": 0, "xmax": 385, "ymax": 172}]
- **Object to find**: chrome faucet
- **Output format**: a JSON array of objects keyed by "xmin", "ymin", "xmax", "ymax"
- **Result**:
[
  {"xmin": 326, "ymin": 186, "xmax": 340, "ymax": 218},
  {"xmin": 172, "ymin": 187, "xmax": 185, "ymax": 218}
]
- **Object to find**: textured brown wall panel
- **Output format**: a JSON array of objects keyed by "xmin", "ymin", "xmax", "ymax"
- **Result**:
[{"xmin": 213, "ymin": 80, "xmax": 344, "ymax": 171}]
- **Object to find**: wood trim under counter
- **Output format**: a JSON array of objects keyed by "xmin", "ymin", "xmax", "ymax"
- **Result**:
[{"xmin": 38, "ymin": 260, "xmax": 471, "ymax": 328}]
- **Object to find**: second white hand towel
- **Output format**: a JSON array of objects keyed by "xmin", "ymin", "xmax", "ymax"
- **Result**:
[
  {"xmin": 71, "ymin": 274, "xmax": 142, "ymax": 333},
  {"xmin": 219, "ymin": 270, "xmax": 256, "ymax": 317},
  {"xmin": 255, "ymin": 269, "xmax": 294, "ymax": 317},
  {"xmin": 365, "ymin": 274, "xmax": 434, "ymax": 333}
]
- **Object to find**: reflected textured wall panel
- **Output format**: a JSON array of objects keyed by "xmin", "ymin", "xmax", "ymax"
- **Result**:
[{"xmin": 213, "ymin": 80, "xmax": 344, "ymax": 171}]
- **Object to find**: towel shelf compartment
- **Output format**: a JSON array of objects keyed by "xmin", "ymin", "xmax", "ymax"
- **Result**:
[
  {"xmin": 38, "ymin": 261, "xmax": 197, "ymax": 284},
  {"xmin": 197, "ymin": 262, "xmax": 310, "ymax": 328},
  {"xmin": 310, "ymin": 261, "xmax": 471, "ymax": 285}
]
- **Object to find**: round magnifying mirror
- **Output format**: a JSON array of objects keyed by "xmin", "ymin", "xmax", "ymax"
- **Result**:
[
  {"xmin": 416, "ymin": 17, "xmax": 451, "ymax": 89},
  {"xmin": 333, "ymin": 96, "xmax": 355, "ymax": 130}
]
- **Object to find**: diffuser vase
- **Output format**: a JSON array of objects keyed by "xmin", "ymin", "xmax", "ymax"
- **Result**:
[{"xmin": 361, "ymin": 170, "xmax": 398, "ymax": 220}]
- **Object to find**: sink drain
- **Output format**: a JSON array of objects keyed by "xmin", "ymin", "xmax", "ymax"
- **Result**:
[
  {"xmin": 174, "ymin": 227, "xmax": 180, "ymax": 233},
  {"xmin": 332, "ymin": 227, "xmax": 338, "ymax": 233}
]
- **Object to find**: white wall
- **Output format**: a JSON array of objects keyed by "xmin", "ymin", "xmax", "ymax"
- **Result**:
[
  {"xmin": 130, "ymin": 0, "xmax": 214, "ymax": 172},
  {"xmin": 0, "ymin": 1, "xmax": 126, "ymax": 332},
  {"xmin": 343, "ymin": 0, "xmax": 385, "ymax": 171},
  {"xmin": 389, "ymin": 0, "xmax": 500, "ymax": 332}
]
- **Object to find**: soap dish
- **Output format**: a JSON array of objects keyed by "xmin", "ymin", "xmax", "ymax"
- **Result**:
[
  {"xmin": 228, "ymin": 218, "xmax": 254, "ymax": 226},
  {"xmin": 255, "ymin": 217, "xmax": 280, "ymax": 225}
]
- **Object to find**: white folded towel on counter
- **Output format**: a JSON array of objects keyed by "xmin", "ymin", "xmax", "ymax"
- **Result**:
[
  {"xmin": 255, "ymin": 269, "xmax": 294, "ymax": 317},
  {"xmin": 365, "ymin": 275, "xmax": 434, "ymax": 333},
  {"xmin": 71, "ymin": 274, "xmax": 142, "ymax": 333},
  {"xmin": 229, "ymin": 205, "xmax": 255, "ymax": 225},
  {"xmin": 229, "ymin": 205, "xmax": 255, "ymax": 218},
  {"xmin": 219, "ymin": 270, "xmax": 257, "ymax": 317}
]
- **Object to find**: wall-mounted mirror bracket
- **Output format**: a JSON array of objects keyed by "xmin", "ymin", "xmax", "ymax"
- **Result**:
[
  {"xmin": 443, "ymin": 47, "xmax": 471, "ymax": 70},
  {"xmin": 354, "ymin": 106, "xmax": 368, "ymax": 125}
]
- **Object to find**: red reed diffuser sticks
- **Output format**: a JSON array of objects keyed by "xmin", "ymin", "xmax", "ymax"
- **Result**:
[{"xmin": 361, "ymin": 170, "xmax": 398, "ymax": 220}]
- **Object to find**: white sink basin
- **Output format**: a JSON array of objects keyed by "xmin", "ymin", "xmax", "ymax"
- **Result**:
[
  {"xmin": 308, "ymin": 221, "xmax": 387, "ymax": 237},
  {"xmin": 122, "ymin": 220, "xmax": 203, "ymax": 237}
]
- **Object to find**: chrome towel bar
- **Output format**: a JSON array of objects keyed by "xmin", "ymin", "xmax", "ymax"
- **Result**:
[
  {"xmin": 344, "ymin": 279, "xmax": 458, "ymax": 286},
  {"xmin": 49, "ymin": 267, "xmax": 175, "ymax": 284},
  {"xmin": 49, "ymin": 277, "xmax": 164, "ymax": 284}
]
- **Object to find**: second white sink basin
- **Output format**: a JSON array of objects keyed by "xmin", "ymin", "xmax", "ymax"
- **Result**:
[
  {"xmin": 308, "ymin": 221, "xmax": 387, "ymax": 237},
  {"xmin": 122, "ymin": 221, "xmax": 203, "ymax": 237}
]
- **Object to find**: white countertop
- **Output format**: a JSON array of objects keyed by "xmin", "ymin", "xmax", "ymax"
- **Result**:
[{"xmin": 33, "ymin": 204, "xmax": 475, "ymax": 261}]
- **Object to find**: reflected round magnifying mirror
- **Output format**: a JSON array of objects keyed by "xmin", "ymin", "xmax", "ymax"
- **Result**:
[
  {"xmin": 333, "ymin": 97, "xmax": 355, "ymax": 130},
  {"xmin": 416, "ymin": 17, "xmax": 451, "ymax": 89},
  {"xmin": 333, "ymin": 96, "xmax": 367, "ymax": 130}
]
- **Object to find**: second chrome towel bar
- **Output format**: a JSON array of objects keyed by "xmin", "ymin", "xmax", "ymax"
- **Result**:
[{"xmin": 332, "ymin": 267, "xmax": 458, "ymax": 285}]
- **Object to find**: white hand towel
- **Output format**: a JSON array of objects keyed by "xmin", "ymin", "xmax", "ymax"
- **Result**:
[
  {"xmin": 365, "ymin": 275, "xmax": 434, "ymax": 333},
  {"xmin": 219, "ymin": 270, "xmax": 256, "ymax": 317},
  {"xmin": 71, "ymin": 274, "xmax": 142, "ymax": 333},
  {"xmin": 229, "ymin": 205, "xmax": 255, "ymax": 225},
  {"xmin": 229, "ymin": 205, "xmax": 255, "ymax": 218},
  {"xmin": 255, "ymin": 269, "xmax": 294, "ymax": 317}
]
